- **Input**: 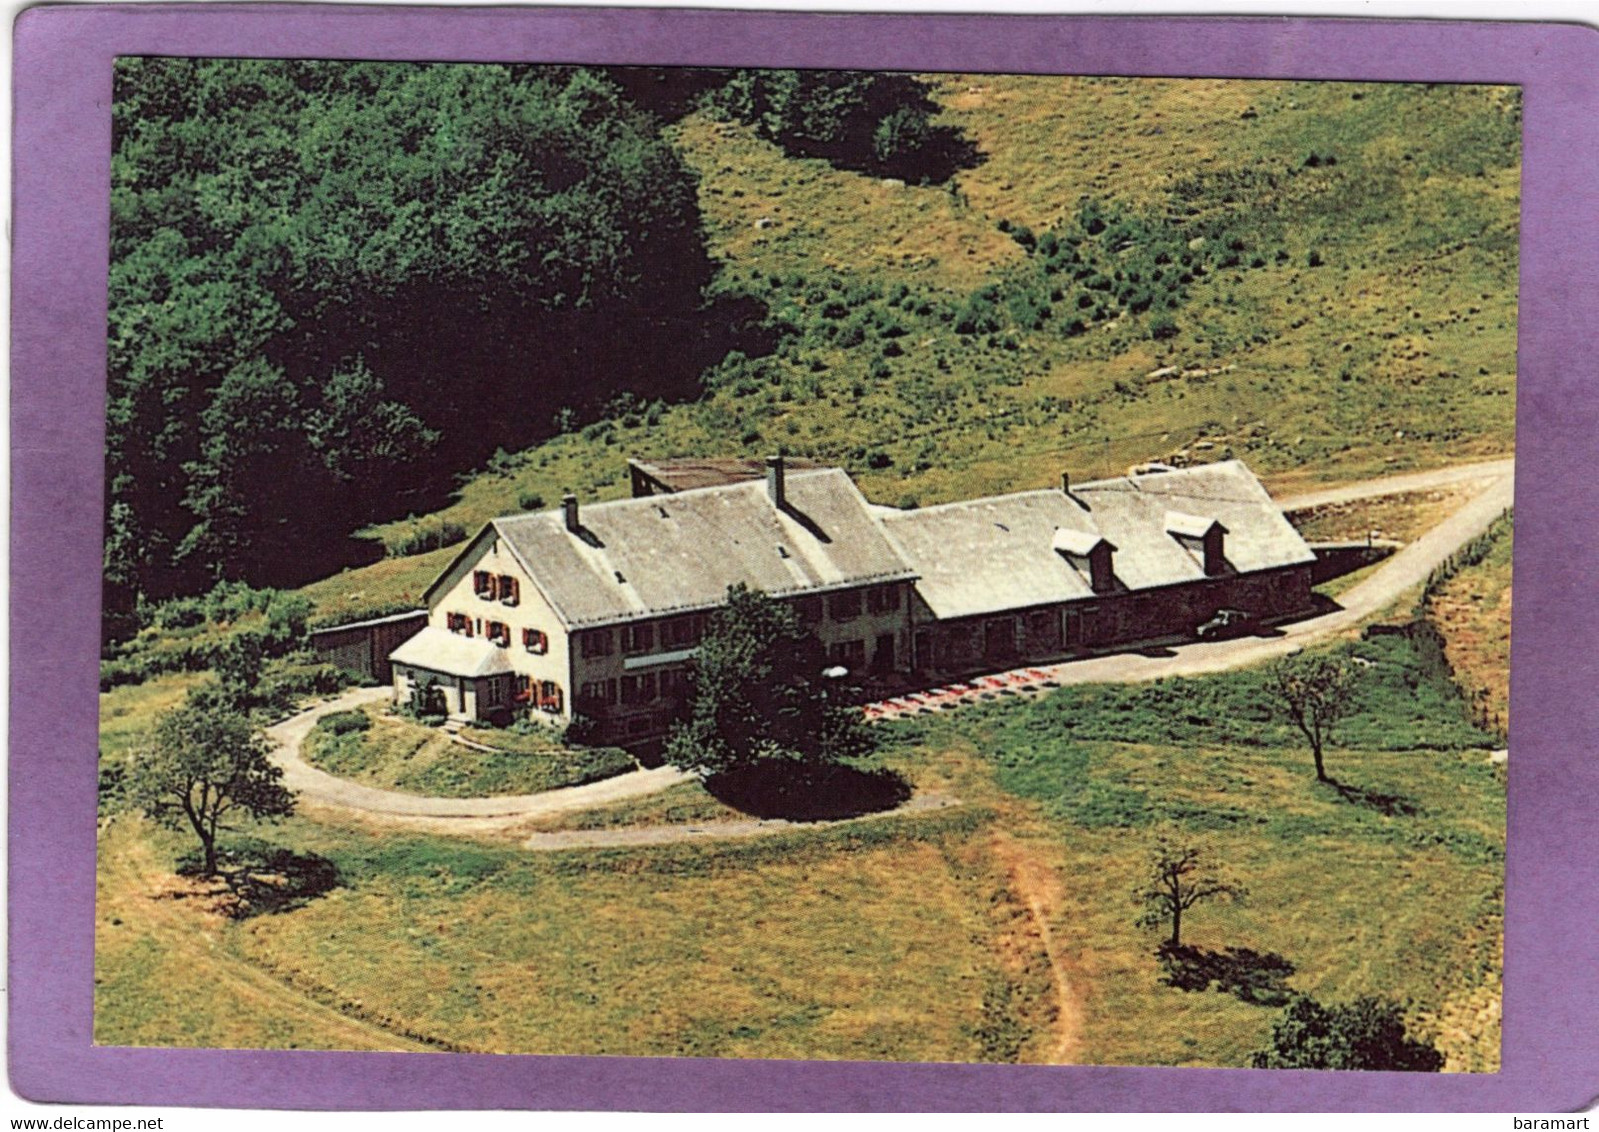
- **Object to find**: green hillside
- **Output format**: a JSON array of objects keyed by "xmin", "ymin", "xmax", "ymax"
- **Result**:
[{"xmin": 306, "ymin": 74, "xmax": 1518, "ymax": 624}]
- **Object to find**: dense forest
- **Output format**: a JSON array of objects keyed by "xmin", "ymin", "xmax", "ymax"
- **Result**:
[{"xmin": 105, "ymin": 60, "xmax": 975, "ymax": 633}]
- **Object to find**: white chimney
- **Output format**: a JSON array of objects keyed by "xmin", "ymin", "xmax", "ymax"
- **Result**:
[{"xmin": 766, "ymin": 455, "xmax": 786, "ymax": 508}]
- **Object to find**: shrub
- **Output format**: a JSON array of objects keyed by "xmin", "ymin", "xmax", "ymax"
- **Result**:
[
  {"xmin": 1252, "ymin": 996, "xmax": 1444, "ymax": 1071},
  {"xmin": 151, "ymin": 598, "xmax": 206, "ymax": 631},
  {"xmin": 1150, "ymin": 314, "xmax": 1180, "ymax": 341},
  {"xmin": 100, "ymin": 657, "xmax": 151, "ymax": 692},
  {"xmin": 562, "ymin": 713, "xmax": 602, "ymax": 747},
  {"xmin": 262, "ymin": 593, "xmax": 312, "ymax": 651},
  {"xmin": 316, "ymin": 710, "xmax": 373, "ymax": 736},
  {"xmin": 517, "ymin": 491, "xmax": 547, "ymax": 512},
  {"xmin": 388, "ymin": 520, "xmax": 468, "ymax": 558}
]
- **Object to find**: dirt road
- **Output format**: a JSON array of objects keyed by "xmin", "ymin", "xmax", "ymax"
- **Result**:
[
  {"xmin": 1277, "ymin": 457, "xmax": 1512, "ymax": 512},
  {"xmin": 266, "ymin": 688, "xmax": 692, "ymax": 826}
]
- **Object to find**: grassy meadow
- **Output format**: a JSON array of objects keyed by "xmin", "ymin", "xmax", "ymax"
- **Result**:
[
  {"xmin": 97, "ymin": 72, "xmax": 1514, "ymax": 1069},
  {"xmin": 1425, "ymin": 513, "xmax": 1513, "ymax": 740},
  {"xmin": 302, "ymin": 75, "xmax": 1518, "ymax": 624},
  {"xmin": 97, "ymin": 611, "xmax": 1504, "ymax": 1068}
]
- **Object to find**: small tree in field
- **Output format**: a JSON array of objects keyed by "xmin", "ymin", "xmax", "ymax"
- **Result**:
[
  {"xmin": 1134, "ymin": 838, "xmax": 1245, "ymax": 950},
  {"xmin": 1252, "ymin": 995, "xmax": 1444, "ymax": 1071},
  {"xmin": 127, "ymin": 701, "xmax": 295, "ymax": 877},
  {"xmin": 1266, "ymin": 653, "xmax": 1356, "ymax": 782}
]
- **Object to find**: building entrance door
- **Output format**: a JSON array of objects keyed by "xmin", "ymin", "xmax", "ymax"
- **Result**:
[{"xmin": 983, "ymin": 618, "xmax": 1016, "ymax": 660}]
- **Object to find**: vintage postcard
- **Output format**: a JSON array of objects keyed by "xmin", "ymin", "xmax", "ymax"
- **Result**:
[{"xmin": 12, "ymin": 6, "xmax": 1599, "ymax": 1113}]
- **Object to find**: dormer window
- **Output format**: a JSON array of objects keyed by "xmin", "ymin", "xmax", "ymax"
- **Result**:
[
  {"xmin": 1165, "ymin": 511, "xmax": 1228, "ymax": 577},
  {"xmin": 1052, "ymin": 528, "xmax": 1118, "ymax": 594}
]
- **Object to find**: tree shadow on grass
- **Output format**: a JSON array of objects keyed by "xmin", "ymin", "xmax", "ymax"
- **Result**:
[
  {"xmin": 178, "ymin": 842, "xmax": 341, "ymax": 920},
  {"xmin": 1158, "ymin": 943, "xmax": 1298, "ymax": 1006},
  {"xmin": 1323, "ymin": 777, "xmax": 1421, "ymax": 817},
  {"xmin": 704, "ymin": 763, "xmax": 912, "ymax": 822}
]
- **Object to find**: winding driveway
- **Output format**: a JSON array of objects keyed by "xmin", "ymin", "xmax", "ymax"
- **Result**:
[
  {"xmin": 271, "ymin": 458, "xmax": 1512, "ymax": 830},
  {"xmin": 266, "ymin": 689, "xmax": 692, "ymax": 822}
]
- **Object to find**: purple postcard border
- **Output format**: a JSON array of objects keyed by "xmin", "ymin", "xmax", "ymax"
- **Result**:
[{"xmin": 11, "ymin": 5, "xmax": 1598, "ymax": 1112}]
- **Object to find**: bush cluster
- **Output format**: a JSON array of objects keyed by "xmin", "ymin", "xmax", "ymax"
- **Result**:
[
  {"xmin": 955, "ymin": 199, "xmax": 1284, "ymax": 345},
  {"xmin": 316, "ymin": 709, "xmax": 374, "ymax": 736},
  {"xmin": 387, "ymin": 519, "xmax": 468, "ymax": 558},
  {"xmin": 100, "ymin": 583, "xmax": 314, "ymax": 692}
]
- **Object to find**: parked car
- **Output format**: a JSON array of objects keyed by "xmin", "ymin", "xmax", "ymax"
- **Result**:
[{"xmin": 1196, "ymin": 608, "xmax": 1257, "ymax": 640}]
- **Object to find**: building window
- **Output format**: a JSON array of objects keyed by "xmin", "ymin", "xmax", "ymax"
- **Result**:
[
  {"xmin": 485, "ymin": 621, "xmax": 510, "ymax": 647},
  {"xmin": 621, "ymin": 673, "xmax": 658, "ymax": 705},
  {"xmin": 540, "ymin": 681, "xmax": 564, "ymax": 714},
  {"xmin": 867, "ymin": 585, "xmax": 901, "ymax": 614},
  {"xmin": 660, "ymin": 614, "xmax": 702, "ymax": 649},
  {"xmin": 621, "ymin": 621, "xmax": 655, "ymax": 654},
  {"xmin": 513, "ymin": 675, "xmax": 533, "ymax": 705},
  {"xmin": 829, "ymin": 590, "xmax": 862, "ymax": 622},
  {"xmin": 828, "ymin": 639, "xmax": 866, "ymax": 669},
  {"xmin": 658, "ymin": 667, "xmax": 689, "ymax": 700},
  {"xmin": 580, "ymin": 679, "xmax": 619, "ymax": 708},
  {"xmin": 498, "ymin": 575, "xmax": 520, "ymax": 606},
  {"xmin": 793, "ymin": 596, "xmax": 823, "ymax": 628},
  {"xmin": 523, "ymin": 627, "xmax": 548, "ymax": 654},
  {"xmin": 483, "ymin": 678, "xmax": 503, "ymax": 707},
  {"xmin": 446, "ymin": 612, "xmax": 474, "ymax": 636},
  {"xmin": 581, "ymin": 629, "xmax": 614, "ymax": 658},
  {"xmin": 474, "ymin": 570, "xmax": 497, "ymax": 600}
]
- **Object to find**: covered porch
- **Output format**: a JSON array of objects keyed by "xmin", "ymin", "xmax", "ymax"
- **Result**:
[{"xmin": 389, "ymin": 626, "xmax": 517, "ymax": 723}]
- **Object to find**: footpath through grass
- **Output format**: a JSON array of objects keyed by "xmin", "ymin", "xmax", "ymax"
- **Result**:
[{"xmin": 879, "ymin": 624, "xmax": 1503, "ymax": 1069}]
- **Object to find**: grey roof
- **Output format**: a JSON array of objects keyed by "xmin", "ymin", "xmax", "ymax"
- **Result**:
[
  {"xmin": 881, "ymin": 460, "xmax": 1315, "ymax": 621},
  {"xmin": 309, "ymin": 609, "xmax": 427, "ymax": 638},
  {"xmin": 390, "ymin": 627, "xmax": 516, "ymax": 678},
  {"xmin": 494, "ymin": 469, "xmax": 917, "ymax": 629},
  {"xmin": 629, "ymin": 455, "xmax": 826, "ymax": 493}
]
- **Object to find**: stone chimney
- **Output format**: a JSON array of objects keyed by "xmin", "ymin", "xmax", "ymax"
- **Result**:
[
  {"xmin": 1088, "ymin": 542, "xmax": 1117, "ymax": 594},
  {"xmin": 562, "ymin": 493, "xmax": 580, "ymax": 533},
  {"xmin": 1203, "ymin": 525, "xmax": 1227, "ymax": 577},
  {"xmin": 766, "ymin": 455, "xmax": 786, "ymax": 508}
]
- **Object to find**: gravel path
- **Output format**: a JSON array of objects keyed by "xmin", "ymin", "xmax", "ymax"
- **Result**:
[
  {"xmin": 1278, "ymin": 457, "xmax": 1512, "ymax": 512},
  {"xmin": 266, "ymin": 688, "xmax": 692, "ymax": 820}
]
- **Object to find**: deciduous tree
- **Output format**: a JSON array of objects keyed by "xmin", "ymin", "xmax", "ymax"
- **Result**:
[
  {"xmin": 106, "ymin": 59, "xmax": 715, "ymax": 606},
  {"xmin": 1266, "ymin": 653, "xmax": 1357, "ymax": 782},
  {"xmin": 667, "ymin": 584, "xmax": 875, "ymax": 779},
  {"xmin": 1134, "ymin": 837, "xmax": 1245, "ymax": 950},
  {"xmin": 127, "ymin": 702, "xmax": 295, "ymax": 877}
]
